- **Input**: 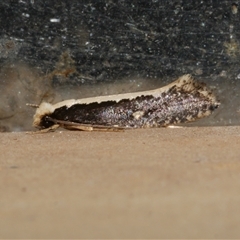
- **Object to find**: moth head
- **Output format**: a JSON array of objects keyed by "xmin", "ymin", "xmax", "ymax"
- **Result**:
[{"xmin": 33, "ymin": 102, "xmax": 55, "ymax": 128}]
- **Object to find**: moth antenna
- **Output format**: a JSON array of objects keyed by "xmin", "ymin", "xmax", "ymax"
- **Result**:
[{"xmin": 26, "ymin": 103, "xmax": 39, "ymax": 108}]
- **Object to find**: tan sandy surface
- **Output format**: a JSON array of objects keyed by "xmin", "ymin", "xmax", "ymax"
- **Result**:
[{"xmin": 0, "ymin": 127, "xmax": 240, "ymax": 238}]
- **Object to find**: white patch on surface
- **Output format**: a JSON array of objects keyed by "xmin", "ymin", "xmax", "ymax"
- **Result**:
[
  {"xmin": 50, "ymin": 18, "xmax": 60, "ymax": 23},
  {"xmin": 132, "ymin": 111, "xmax": 144, "ymax": 120}
]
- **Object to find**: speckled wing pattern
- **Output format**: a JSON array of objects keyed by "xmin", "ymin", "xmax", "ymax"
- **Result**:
[{"xmin": 34, "ymin": 75, "xmax": 220, "ymax": 130}]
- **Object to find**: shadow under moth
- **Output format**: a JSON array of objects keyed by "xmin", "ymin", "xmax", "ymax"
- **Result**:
[{"xmin": 32, "ymin": 74, "xmax": 220, "ymax": 132}]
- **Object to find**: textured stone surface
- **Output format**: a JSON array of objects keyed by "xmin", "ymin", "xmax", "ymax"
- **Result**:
[{"xmin": 1, "ymin": 1, "xmax": 238, "ymax": 80}]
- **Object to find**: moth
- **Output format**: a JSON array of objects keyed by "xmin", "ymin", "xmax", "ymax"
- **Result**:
[{"xmin": 32, "ymin": 74, "xmax": 220, "ymax": 132}]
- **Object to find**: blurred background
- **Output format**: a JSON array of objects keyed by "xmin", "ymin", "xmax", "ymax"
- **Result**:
[{"xmin": 0, "ymin": 0, "xmax": 240, "ymax": 131}]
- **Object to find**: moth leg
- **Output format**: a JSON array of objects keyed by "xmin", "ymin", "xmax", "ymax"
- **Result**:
[
  {"xmin": 166, "ymin": 125, "xmax": 183, "ymax": 129},
  {"xmin": 26, "ymin": 124, "xmax": 60, "ymax": 134},
  {"xmin": 46, "ymin": 118, "xmax": 93, "ymax": 131},
  {"xmin": 63, "ymin": 124, "xmax": 94, "ymax": 131},
  {"xmin": 91, "ymin": 125, "xmax": 125, "ymax": 132},
  {"xmin": 47, "ymin": 118, "xmax": 125, "ymax": 132},
  {"xmin": 62, "ymin": 123, "xmax": 124, "ymax": 132}
]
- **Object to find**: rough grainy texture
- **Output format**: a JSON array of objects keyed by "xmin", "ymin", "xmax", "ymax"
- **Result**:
[
  {"xmin": 0, "ymin": 1, "xmax": 238, "ymax": 80},
  {"xmin": 1, "ymin": 127, "xmax": 240, "ymax": 238}
]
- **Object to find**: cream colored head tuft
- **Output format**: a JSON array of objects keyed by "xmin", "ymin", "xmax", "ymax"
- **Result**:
[{"xmin": 33, "ymin": 102, "xmax": 55, "ymax": 128}]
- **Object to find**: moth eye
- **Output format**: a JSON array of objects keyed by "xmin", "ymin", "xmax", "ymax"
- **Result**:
[{"xmin": 41, "ymin": 116, "xmax": 55, "ymax": 128}]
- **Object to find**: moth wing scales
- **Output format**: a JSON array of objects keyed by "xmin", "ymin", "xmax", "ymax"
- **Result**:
[{"xmin": 31, "ymin": 74, "xmax": 220, "ymax": 132}]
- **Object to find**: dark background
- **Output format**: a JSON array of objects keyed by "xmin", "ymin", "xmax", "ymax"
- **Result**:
[{"xmin": 0, "ymin": 0, "xmax": 240, "ymax": 131}]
